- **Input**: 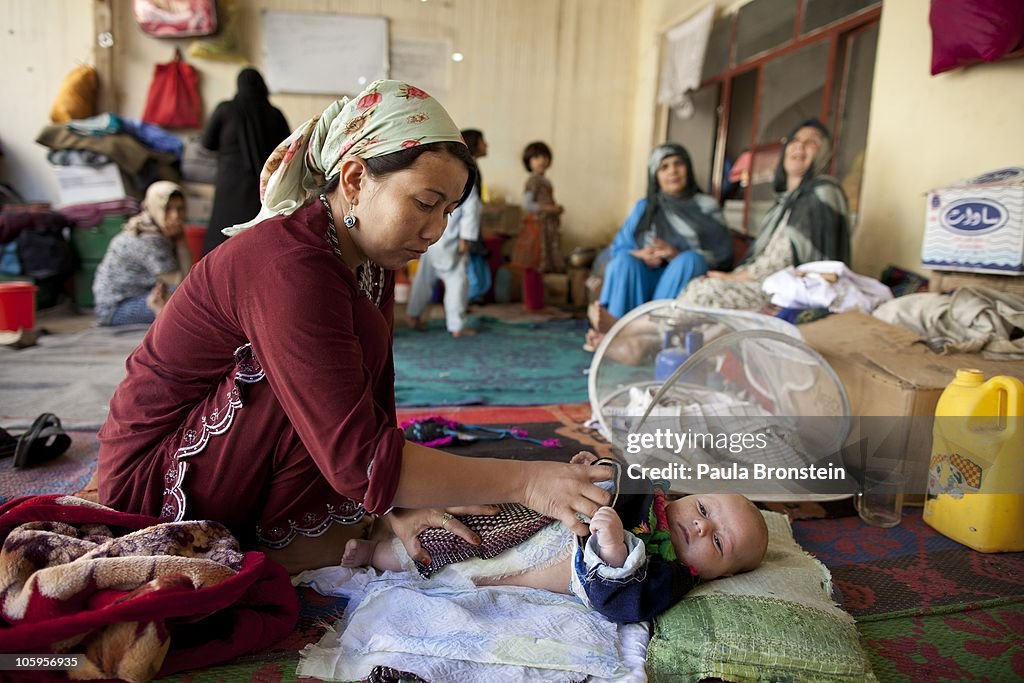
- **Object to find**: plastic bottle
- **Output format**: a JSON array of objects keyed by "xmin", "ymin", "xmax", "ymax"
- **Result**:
[
  {"xmin": 655, "ymin": 330, "xmax": 704, "ymax": 383},
  {"xmin": 923, "ymin": 368, "xmax": 1024, "ymax": 552}
]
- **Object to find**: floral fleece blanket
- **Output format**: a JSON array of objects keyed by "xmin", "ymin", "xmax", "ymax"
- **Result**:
[{"xmin": 0, "ymin": 495, "xmax": 298, "ymax": 681}]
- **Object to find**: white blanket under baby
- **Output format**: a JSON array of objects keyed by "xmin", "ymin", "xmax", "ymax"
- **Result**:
[{"xmin": 293, "ymin": 566, "xmax": 650, "ymax": 682}]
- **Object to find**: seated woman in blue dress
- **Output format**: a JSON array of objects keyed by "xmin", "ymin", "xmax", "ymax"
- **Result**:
[{"xmin": 587, "ymin": 144, "xmax": 731, "ymax": 347}]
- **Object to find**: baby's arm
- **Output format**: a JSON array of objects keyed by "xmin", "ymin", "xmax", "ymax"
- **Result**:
[
  {"xmin": 572, "ymin": 451, "xmax": 629, "ymax": 566},
  {"xmin": 590, "ymin": 506, "xmax": 627, "ymax": 568}
]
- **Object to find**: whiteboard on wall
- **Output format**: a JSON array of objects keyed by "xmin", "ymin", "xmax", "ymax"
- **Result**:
[
  {"xmin": 391, "ymin": 38, "xmax": 451, "ymax": 102},
  {"xmin": 260, "ymin": 11, "xmax": 389, "ymax": 96}
]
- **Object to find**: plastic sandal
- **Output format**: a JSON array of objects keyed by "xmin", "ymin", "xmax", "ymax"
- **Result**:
[
  {"xmin": 11, "ymin": 413, "xmax": 72, "ymax": 469},
  {"xmin": 0, "ymin": 428, "xmax": 17, "ymax": 460}
]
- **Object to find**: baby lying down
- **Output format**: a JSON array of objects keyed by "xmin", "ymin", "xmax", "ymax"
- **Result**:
[{"xmin": 343, "ymin": 452, "xmax": 768, "ymax": 624}]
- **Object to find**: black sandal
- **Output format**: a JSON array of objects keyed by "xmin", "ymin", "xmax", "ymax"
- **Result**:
[{"xmin": 0, "ymin": 413, "xmax": 72, "ymax": 469}]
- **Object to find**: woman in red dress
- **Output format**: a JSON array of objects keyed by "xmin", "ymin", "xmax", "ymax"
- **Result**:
[{"xmin": 98, "ymin": 80, "xmax": 610, "ymax": 573}]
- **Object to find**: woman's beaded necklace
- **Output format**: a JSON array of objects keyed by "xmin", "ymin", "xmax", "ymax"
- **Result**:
[{"xmin": 319, "ymin": 193, "xmax": 384, "ymax": 308}]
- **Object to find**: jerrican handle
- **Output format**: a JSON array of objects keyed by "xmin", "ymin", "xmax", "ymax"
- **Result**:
[{"xmin": 987, "ymin": 375, "xmax": 1023, "ymax": 418}]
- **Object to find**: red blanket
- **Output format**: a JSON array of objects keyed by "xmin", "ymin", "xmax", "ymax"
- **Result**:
[{"xmin": 0, "ymin": 495, "xmax": 298, "ymax": 681}]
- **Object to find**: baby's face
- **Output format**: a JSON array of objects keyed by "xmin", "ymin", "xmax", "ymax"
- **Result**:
[{"xmin": 665, "ymin": 493, "xmax": 767, "ymax": 581}]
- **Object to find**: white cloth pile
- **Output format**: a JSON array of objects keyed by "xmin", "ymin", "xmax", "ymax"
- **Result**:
[{"xmin": 762, "ymin": 261, "xmax": 893, "ymax": 313}]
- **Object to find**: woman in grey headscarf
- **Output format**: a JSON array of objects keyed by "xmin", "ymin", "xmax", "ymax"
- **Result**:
[
  {"xmin": 680, "ymin": 119, "xmax": 850, "ymax": 310},
  {"xmin": 585, "ymin": 143, "xmax": 729, "ymax": 348},
  {"xmin": 586, "ymin": 144, "xmax": 731, "ymax": 347}
]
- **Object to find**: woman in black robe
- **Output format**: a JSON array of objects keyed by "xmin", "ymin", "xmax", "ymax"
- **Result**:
[{"xmin": 201, "ymin": 68, "xmax": 290, "ymax": 255}]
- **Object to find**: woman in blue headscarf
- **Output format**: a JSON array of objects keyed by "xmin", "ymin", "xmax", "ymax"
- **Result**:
[
  {"xmin": 679, "ymin": 119, "xmax": 850, "ymax": 310},
  {"xmin": 590, "ymin": 144, "xmax": 731, "ymax": 336}
]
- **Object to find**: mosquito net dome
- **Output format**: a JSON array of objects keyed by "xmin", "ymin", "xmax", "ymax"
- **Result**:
[{"xmin": 588, "ymin": 301, "xmax": 854, "ymax": 500}]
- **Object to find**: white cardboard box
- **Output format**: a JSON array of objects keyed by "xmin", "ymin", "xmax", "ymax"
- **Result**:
[
  {"xmin": 921, "ymin": 166, "xmax": 1024, "ymax": 275},
  {"xmin": 51, "ymin": 163, "xmax": 127, "ymax": 208}
]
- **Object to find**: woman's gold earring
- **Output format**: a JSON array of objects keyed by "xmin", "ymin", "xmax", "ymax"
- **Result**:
[{"xmin": 343, "ymin": 205, "xmax": 357, "ymax": 229}]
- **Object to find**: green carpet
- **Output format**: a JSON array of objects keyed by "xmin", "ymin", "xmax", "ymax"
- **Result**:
[{"xmin": 393, "ymin": 316, "xmax": 592, "ymax": 407}]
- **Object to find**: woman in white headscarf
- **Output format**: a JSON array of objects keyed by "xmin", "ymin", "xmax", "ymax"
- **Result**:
[
  {"xmin": 97, "ymin": 81, "xmax": 610, "ymax": 573},
  {"xmin": 92, "ymin": 180, "xmax": 192, "ymax": 325}
]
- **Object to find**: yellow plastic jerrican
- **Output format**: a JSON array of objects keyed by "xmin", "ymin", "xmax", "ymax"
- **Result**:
[{"xmin": 924, "ymin": 369, "xmax": 1024, "ymax": 552}]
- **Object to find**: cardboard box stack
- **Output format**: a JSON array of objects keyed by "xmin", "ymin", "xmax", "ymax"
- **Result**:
[
  {"xmin": 481, "ymin": 202, "xmax": 522, "ymax": 238},
  {"xmin": 183, "ymin": 182, "xmax": 216, "ymax": 225},
  {"xmin": 51, "ymin": 164, "xmax": 127, "ymax": 207}
]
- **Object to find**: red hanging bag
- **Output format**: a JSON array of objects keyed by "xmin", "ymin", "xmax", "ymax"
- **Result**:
[{"xmin": 142, "ymin": 48, "xmax": 203, "ymax": 129}]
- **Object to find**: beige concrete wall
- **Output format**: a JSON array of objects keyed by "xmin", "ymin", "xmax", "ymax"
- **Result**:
[
  {"xmin": 1, "ymin": 0, "xmax": 95, "ymax": 203},
  {"xmin": 855, "ymin": 0, "xmax": 1024, "ymax": 278},
  {"xmin": 626, "ymin": 0, "xmax": 716, "ymax": 210}
]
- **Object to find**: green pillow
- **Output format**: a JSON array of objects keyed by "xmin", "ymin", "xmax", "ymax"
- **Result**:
[{"xmin": 646, "ymin": 511, "xmax": 876, "ymax": 683}]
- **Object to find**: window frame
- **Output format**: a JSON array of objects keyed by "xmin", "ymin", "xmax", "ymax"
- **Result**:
[{"xmin": 665, "ymin": 0, "xmax": 882, "ymax": 233}]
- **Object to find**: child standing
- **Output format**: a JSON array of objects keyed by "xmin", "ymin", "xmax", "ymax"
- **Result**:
[
  {"xmin": 405, "ymin": 129, "xmax": 488, "ymax": 337},
  {"xmin": 517, "ymin": 141, "xmax": 565, "ymax": 273},
  {"xmin": 342, "ymin": 452, "xmax": 769, "ymax": 624}
]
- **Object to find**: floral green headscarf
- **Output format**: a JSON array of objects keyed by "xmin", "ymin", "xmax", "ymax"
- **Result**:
[{"xmin": 223, "ymin": 80, "xmax": 465, "ymax": 236}]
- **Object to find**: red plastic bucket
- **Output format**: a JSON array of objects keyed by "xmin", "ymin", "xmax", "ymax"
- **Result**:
[
  {"xmin": 0, "ymin": 282, "xmax": 37, "ymax": 332},
  {"xmin": 184, "ymin": 224, "xmax": 208, "ymax": 263}
]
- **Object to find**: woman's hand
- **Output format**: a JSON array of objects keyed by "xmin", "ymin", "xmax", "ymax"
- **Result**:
[
  {"xmin": 706, "ymin": 270, "xmax": 754, "ymax": 282},
  {"xmin": 630, "ymin": 247, "xmax": 665, "ymax": 269},
  {"xmin": 387, "ymin": 505, "xmax": 499, "ymax": 567},
  {"xmin": 570, "ymin": 451, "xmax": 598, "ymax": 466},
  {"xmin": 650, "ymin": 238, "xmax": 678, "ymax": 262},
  {"xmin": 521, "ymin": 461, "xmax": 612, "ymax": 536}
]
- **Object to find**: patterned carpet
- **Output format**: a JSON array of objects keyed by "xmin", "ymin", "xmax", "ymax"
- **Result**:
[
  {"xmin": 0, "ymin": 430, "xmax": 98, "ymax": 505},
  {"xmin": 794, "ymin": 510, "xmax": 1024, "ymax": 681}
]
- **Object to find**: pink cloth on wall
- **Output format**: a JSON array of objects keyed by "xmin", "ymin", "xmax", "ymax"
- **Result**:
[{"xmin": 930, "ymin": 0, "xmax": 1024, "ymax": 75}]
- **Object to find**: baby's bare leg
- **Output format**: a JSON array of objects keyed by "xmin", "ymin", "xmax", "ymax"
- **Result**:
[
  {"xmin": 260, "ymin": 516, "xmax": 373, "ymax": 575},
  {"xmin": 341, "ymin": 516, "xmax": 404, "ymax": 571},
  {"xmin": 474, "ymin": 553, "xmax": 573, "ymax": 594}
]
